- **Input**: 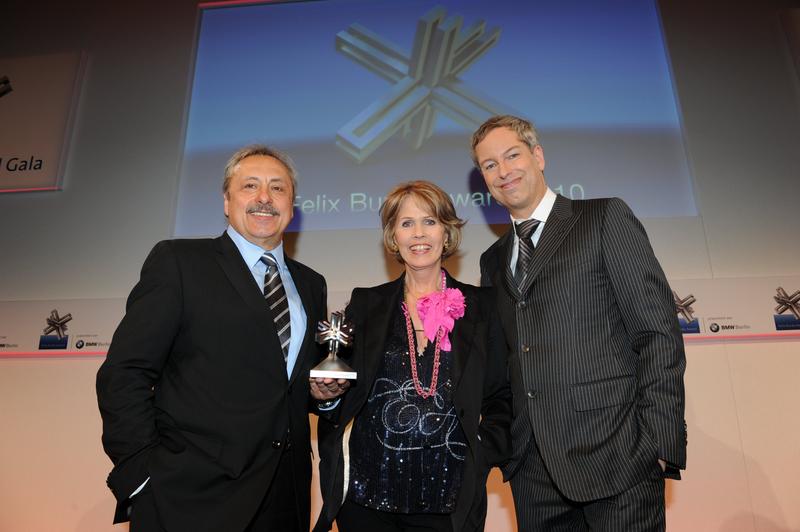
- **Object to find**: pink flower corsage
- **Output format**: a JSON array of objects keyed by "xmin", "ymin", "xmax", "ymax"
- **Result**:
[{"xmin": 416, "ymin": 272, "xmax": 466, "ymax": 352}]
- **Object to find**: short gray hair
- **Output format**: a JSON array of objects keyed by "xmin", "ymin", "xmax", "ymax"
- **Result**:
[{"xmin": 223, "ymin": 144, "xmax": 297, "ymax": 201}]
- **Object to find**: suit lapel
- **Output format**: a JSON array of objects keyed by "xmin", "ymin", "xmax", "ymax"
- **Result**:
[
  {"xmin": 215, "ymin": 233, "xmax": 274, "ymax": 325},
  {"xmin": 489, "ymin": 226, "xmax": 522, "ymax": 300},
  {"xmin": 358, "ymin": 278, "xmax": 403, "ymax": 392},
  {"xmin": 495, "ymin": 229, "xmax": 522, "ymax": 301},
  {"xmin": 447, "ymin": 276, "xmax": 476, "ymax": 392},
  {"xmin": 517, "ymin": 195, "xmax": 582, "ymax": 296},
  {"xmin": 286, "ymin": 258, "xmax": 316, "ymax": 386}
]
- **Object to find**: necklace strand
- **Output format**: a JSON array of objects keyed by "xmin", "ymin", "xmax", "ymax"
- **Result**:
[{"xmin": 401, "ymin": 271, "xmax": 446, "ymax": 399}]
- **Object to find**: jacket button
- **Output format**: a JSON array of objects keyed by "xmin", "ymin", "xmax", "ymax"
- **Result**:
[
  {"xmin": 526, "ymin": 390, "xmax": 537, "ymax": 399},
  {"xmin": 272, "ymin": 440, "xmax": 283, "ymax": 449},
  {"xmin": 517, "ymin": 301, "xmax": 526, "ymax": 309},
  {"xmin": 521, "ymin": 344, "xmax": 530, "ymax": 353}
]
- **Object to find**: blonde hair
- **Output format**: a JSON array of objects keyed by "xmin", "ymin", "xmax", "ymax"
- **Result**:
[
  {"xmin": 470, "ymin": 115, "xmax": 540, "ymax": 167},
  {"xmin": 380, "ymin": 180, "xmax": 465, "ymax": 263}
]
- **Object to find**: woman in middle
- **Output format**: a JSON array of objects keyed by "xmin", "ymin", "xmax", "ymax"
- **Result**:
[{"xmin": 313, "ymin": 180, "xmax": 512, "ymax": 532}]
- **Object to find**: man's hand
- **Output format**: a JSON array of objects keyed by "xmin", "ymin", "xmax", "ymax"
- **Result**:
[
  {"xmin": 658, "ymin": 459, "xmax": 667, "ymax": 472},
  {"xmin": 310, "ymin": 377, "xmax": 350, "ymax": 400}
]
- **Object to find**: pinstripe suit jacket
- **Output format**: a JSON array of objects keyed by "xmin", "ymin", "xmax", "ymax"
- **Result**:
[{"xmin": 480, "ymin": 195, "xmax": 686, "ymax": 502}]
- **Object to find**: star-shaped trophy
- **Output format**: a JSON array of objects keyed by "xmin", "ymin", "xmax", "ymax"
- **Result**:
[{"xmin": 310, "ymin": 311, "xmax": 357, "ymax": 379}]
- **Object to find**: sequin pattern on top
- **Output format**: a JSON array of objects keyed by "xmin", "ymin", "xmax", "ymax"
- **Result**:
[{"xmin": 346, "ymin": 305, "xmax": 467, "ymax": 514}]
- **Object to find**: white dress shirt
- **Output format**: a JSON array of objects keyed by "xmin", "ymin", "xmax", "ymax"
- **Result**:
[{"xmin": 510, "ymin": 187, "xmax": 557, "ymax": 275}]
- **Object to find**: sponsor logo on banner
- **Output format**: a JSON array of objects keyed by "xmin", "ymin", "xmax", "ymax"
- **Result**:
[
  {"xmin": 73, "ymin": 334, "xmax": 110, "ymax": 350},
  {"xmin": 673, "ymin": 291, "xmax": 700, "ymax": 334},
  {"xmin": 773, "ymin": 286, "xmax": 800, "ymax": 331},
  {"xmin": 38, "ymin": 309, "xmax": 72, "ymax": 349},
  {"xmin": 707, "ymin": 317, "xmax": 752, "ymax": 334},
  {"xmin": 0, "ymin": 335, "xmax": 20, "ymax": 349}
]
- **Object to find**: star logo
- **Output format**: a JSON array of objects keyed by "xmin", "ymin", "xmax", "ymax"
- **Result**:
[
  {"xmin": 336, "ymin": 6, "xmax": 509, "ymax": 162},
  {"xmin": 774, "ymin": 287, "xmax": 800, "ymax": 320},
  {"xmin": 43, "ymin": 309, "xmax": 72, "ymax": 339},
  {"xmin": 673, "ymin": 291, "xmax": 697, "ymax": 323}
]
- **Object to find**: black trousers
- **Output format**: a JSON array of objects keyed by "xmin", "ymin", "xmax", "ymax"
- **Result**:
[
  {"xmin": 510, "ymin": 439, "xmax": 665, "ymax": 532},
  {"xmin": 246, "ymin": 448, "xmax": 301, "ymax": 532},
  {"xmin": 336, "ymin": 500, "xmax": 452, "ymax": 532},
  {"xmin": 129, "ymin": 448, "xmax": 300, "ymax": 532},
  {"xmin": 129, "ymin": 482, "xmax": 163, "ymax": 532}
]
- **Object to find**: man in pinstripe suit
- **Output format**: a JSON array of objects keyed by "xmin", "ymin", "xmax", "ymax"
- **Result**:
[{"xmin": 472, "ymin": 115, "xmax": 686, "ymax": 531}]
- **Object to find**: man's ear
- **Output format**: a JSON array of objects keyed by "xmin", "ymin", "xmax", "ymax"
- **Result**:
[{"xmin": 533, "ymin": 144, "xmax": 545, "ymax": 172}]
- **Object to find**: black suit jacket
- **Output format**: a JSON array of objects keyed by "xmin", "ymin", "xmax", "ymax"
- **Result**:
[
  {"xmin": 480, "ymin": 195, "xmax": 687, "ymax": 502},
  {"xmin": 313, "ymin": 274, "xmax": 512, "ymax": 532},
  {"xmin": 96, "ymin": 233, "xmax": 326, "ymax": 532}
]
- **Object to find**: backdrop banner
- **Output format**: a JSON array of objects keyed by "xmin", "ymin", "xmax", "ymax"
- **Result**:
[
  {"xmin": 0, "ymin": 52, "xmax": 85, "ymax": 193},
  {"xmin": 2, "ymin": 278, "xmax": 798, "ymax": 358}
]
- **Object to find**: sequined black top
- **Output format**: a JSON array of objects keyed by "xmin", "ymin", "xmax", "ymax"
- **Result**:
[{"xmin": 346, "ymin": 304, "xmax": 468, "ymax": 514}]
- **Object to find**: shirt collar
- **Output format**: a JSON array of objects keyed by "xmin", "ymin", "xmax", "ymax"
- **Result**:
[
  {"xmin": 226, "ymin": 225, "xmax": 287, "ymax": 270},
  {"xmin": 511, "ymin": 187, "xmax": 557, "ymax": 226}
]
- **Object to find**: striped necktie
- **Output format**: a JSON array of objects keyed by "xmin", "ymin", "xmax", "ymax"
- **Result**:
[
  {"xmin": 514, "ymin": 219, "xmax": 540, "ymax": 286},
  {"xmin": 261, "ymin": 253, "xmax": 291, "ymax": 361}
]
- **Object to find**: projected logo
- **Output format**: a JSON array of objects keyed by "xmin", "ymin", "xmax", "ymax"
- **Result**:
[
  {"xmin": 673, "ymin": 291, "xmax": 700, "ymax": 334},
  {"xmin": 773, "ymin": 286, "xmax": 800, "ymax": 331},
  {"xmin": 38, "ymin": 309, "xmax": 72, "ymax": 349},
  {"xmin": 0, "ymin": 76, "xmax": 11, "ymax": 99},
  {"xmin": 336, "ymin": 6, "xmax": 509, "ymax": 162}
]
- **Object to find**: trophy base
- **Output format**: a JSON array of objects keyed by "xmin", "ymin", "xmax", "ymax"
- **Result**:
[
  {"xmin": 310, "ymin": 369, "xmax": 358, "ymax": 379},
  {"xmin": 310, "ymin": 357, "xmax": 357, "ymax": 380}
]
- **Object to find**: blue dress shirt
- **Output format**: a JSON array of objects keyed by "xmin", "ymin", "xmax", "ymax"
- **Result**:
[{"xmin": 226, "ymin": 226, "xmax": 307, "ymax": 378}]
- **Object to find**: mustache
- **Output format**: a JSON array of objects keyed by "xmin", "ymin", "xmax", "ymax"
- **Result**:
[{"xmin": 247, "ymin": 203, "xmax": 280, "ymax": 216}]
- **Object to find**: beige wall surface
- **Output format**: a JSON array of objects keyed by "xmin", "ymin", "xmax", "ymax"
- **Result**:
[{"xmin": 1, "ymin": 0, "xmax": 799, "ymax": 531}]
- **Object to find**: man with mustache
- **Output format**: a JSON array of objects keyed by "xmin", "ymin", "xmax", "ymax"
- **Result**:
[{"xmin": 97, "ymin": 145, "xmax": 344, "ymax": 531}]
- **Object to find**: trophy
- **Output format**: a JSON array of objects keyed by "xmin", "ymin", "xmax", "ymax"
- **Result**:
[{"xmin": 310, "ymin": 311, "xmax": 357, "ymax": 379}]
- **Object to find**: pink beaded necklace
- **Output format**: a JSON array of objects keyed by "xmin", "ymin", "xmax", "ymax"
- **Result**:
[{"xmin": 401, "ymin": 271, "xmax": 447, "ymax": 399}]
